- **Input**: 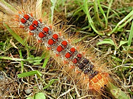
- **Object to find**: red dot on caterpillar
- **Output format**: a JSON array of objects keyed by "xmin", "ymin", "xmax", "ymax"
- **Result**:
[
  {"xmin": 24, "ymin": 14, "xmax": 30, "ymax": 20},
  {"xmin": 52, "ymin": 34, "xmax": 58, "ymax": 40},
  {"xmin": 57, "ymin": 45, "xmax": 64, "ymax": 52},
  {"xmin": 77, "ymin": 53, "xmax": 82, "ymax": 59},
  {"xmin": 21, "ymin": 18, "xmax": 26, "ymax": 24},
  {"xmin": 48, "ymin": 39, "xmax": 54, "ymax": 45},
  {"xmin": 32, "ymin": 20, "xmax": 38, "ymax": 27},
  {"xmin": 65, "ymin": 52, "xmax": 71, "ymax": 58},
  {"xmin": 72, "ymin": 58, "xmax": 78, "ymax": 64},
  {"xmin": 70, "ymin": 47, "xmax": 75, "ymax": 53},
  {"xmin": 39, "ymin": 32, "xmax": 46, "ymax": 38},
  {"xmin": 43, "ymin": 27, "xmax": 49, "ymax": 33},
  {"xmin": 61, "ymin": 41, "xmax": 67, "ymax": 47},
  {"xmin": 29, "ymin": 24, "xmax": 36, "ymax": 30}
]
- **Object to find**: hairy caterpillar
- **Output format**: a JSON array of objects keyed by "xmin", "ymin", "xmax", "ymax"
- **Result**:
[
  {"xmin": 0, "ymin": 0, "xmax": 131, "ymax": 99},
  {"xmin": 17, "ymin": 11, "xmax": 109, "ymax": 91}
]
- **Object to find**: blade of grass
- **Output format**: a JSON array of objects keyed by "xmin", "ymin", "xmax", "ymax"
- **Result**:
[
  {"xmin": 18, "ymin": 50, "xmax": 24, "ymax": 73},
  {"xmin": 43, "ymin": 79, "xmax": 58, "ymax": 89},
  {"xmin": 117, "ymin": 17, "xmax": 133, "ymax": 32},
  {"xmin": 108, "ymin": 10, "xmax": 133, "ymax": 36},
  {"xmin": 0, "ymin": 56, "xmax": 43, "ymax": 62},
  {"xmin": 128, "ymin": 21, "xmax": 133, "ymax": 47},
  {"xmin": 106, "ymin": 0, "xmax": 113, "ymax": 22},
  {"xmin": 97, "ymin": 0, "xmax": 108, "ymax": 28},
  {"xmin": 72, "ymin": 35, "xmax": 90, "ymax": 44},
  {"xmin": 3, "ymin": 23, "xmax": 27, "ymax": 47},
  {"xmin": 97, "ymin": 39, "xmax": 115, "ymax": 47},
  {"xmin": 83, "ymin": 0, "xmax": 104, "ymax": 35},
  {"xmin": 50, "ymin": 0, "xmax": 57, "ymax": 23},
  {"xmin": 42, "ymin": 53, "xmax": 50, "ymax": 68},
  {"xmin": 101, "ymin": 5, "xmax": 120, "ymax": 18},
  {"xmin": 111, "ymin": 56, "xmax": 122, "ymax": 62},
  {"xmin": 73, "ymin": 5, "xmax": 84, "ymax": 16},
  {"xmin": 18, "ymin": 70, "xmax": 42, "ymax": 78},
  {"xmin": 0, "ymin": 56, "xmax": 25, "ymax": 61},
  {"xmin": 94, "ymin": 0, "xmax": 104, "ymax": 28}
]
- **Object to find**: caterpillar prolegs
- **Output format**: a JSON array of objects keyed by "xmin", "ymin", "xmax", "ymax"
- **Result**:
[{"xmin": 17, "ymin": 12, "xmax": 109, "ymax": 91}]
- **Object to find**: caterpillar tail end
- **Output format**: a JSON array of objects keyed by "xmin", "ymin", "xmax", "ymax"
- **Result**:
[{"xmin": 89, "ymin": 73, "xmax": 109, "ymax": 91}]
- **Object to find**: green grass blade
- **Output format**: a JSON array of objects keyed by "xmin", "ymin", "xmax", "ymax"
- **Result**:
[
  {"xmin": 42, "ymin": 54, "xmax": 50, "ymax": 68},
  {"xmin": 0, "ymin": 56, "xmax": 24, "ymax": 61},
  {"xmin": 50, "ymin": 0, "xmax": 57, "ymax": 23},
  {"xmin": 97, "ymin": 0, "xmax": 108, "ymax": 28},
  {"xmin": 117, "ymin": 17, "xmax": 133, "ymax": 31},
  {"xmin": 97, "ymin": 39, "xmax": 115, "ymax": 46},
  {"xmin": 19, "ymin": 50, "xmax": 24, "ymax": 73},
  {"xmin": 108, "ymin": 10, "xmax": 133, "ymax": 36},
  {"xmin": 93, "ymin": 0, "xmax": 104, "ymax": 28},
  {"xmin": 3, "ymin": 23, "xmax": 27, "ymax": 46},
  {"xmin": 106, "ymin": 0, "xmax": 113, "ymax": 21},
  {"xmin": 93, "ymin": 0, "xmax": 100, "ymax": 25},
  {"xmin": 101, "ymin": 5, "xmax": 120, "ymax": 18},
  {"xmin": 0, "ymin": 56, "xmax": 43, "ymax": 62},
  {"xmin": 118, "ymin": 41, "xmax": 128, "ymax": 48},
  {"xmin": 18, "ymin": 70, "xmax": 42, "ymax": 78},
  {"xmin": 83, "ymin": 0, "xmax": 103, "ymax": 35},
  {"xmin": 111, "ymin": 56, "xmax": 122, "ymax": 62},
  {"xmin": 128, "ymin": 21, "xmax": 133, "ymax": 47},
  {"xmin": 43, "ymin": 79, "xmax": 58, "ymax": 89}
]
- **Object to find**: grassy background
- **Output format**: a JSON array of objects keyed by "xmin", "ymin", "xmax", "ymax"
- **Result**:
[{"xmin": 0, "ymin": 0, "xmax": 133, "ymax": 98}]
